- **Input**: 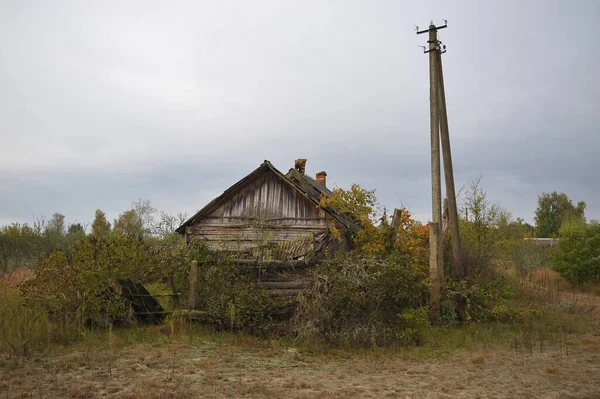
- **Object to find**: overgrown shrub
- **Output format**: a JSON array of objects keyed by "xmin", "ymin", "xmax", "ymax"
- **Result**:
[
  {"xmin": 552, "ymin": 220, "xmax": 600, "ymax": 285},
  {"xmin": 195, "ymin": 260, "xmax": 275, "ymax": 335},
  {"xmin": 21, "ymin": 235, "xmax": 162, "ymax": 325},
  {"xmin": 1, "ymin": 230, "xmax": 190, "ymax": 355},
  {"xmin": 442, "ymin": 275, "xmax": 515, "ymax": 324},
  {"xmin": 459, "ymin": 177, "xmax": 536, "ymax": 276},
  {"xmin": 291, "ymin": 254, "xmax": 429, "ymax": 347}
]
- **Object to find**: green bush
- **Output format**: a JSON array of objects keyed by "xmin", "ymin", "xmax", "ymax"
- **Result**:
[
  {"xmin": 291, "ymin": 254, "xmax": 429, "ymax": 347},
  {"xmin": 397, "ymin": 307, "xmax": 431, "ymax": 345},
  {"xmin": 552, "ymin": 220, "xmax": 600, "ymax": 285},
  {"xmin": 21, "ymin": 236, "xmax": 145, "ymax": 324},
  {"xmin": 195, "ymin": 261, "xmax": 274, "ymax": 335},
  {"xmin": 442, "ymin": 275, "xmax": 515, "ymax": 324},
  {"xmin": 19, "ymin": 232, "xmax": 191, "ymax": 327}
]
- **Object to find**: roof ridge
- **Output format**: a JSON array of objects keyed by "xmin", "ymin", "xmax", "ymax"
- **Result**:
[{"xmin": 176, "ymin": 160, "xmax": 360, "ymax": 234}]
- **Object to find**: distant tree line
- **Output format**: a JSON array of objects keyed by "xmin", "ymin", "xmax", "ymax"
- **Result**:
[{"xmin": 0, "ymin": 200, "xmax": 187, "ymax": 274}]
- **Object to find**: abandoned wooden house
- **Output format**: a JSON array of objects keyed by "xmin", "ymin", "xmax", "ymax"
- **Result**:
[{"xmin": 176, "ymin": 159, "xmax": 360, "ymax": 264}]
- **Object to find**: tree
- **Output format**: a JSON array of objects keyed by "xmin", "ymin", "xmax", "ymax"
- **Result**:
[
  {"xmin": 67, "ymin": 223, "xmax": 85, "ymax": 236},
  {"xmin": 113, "ymin": 209, "xmax": 144, "ymax": 238},
  {"xmin": 319, "ymin": 184, "xmax": 428, "ymax": 262},
  {"xmin": 497, "ymin": 217, "xmax": 535, "ymax": 242},
  {"xmin": 534, "ymin": 192, "xmax": 586, "ymax": 238},
  {"xmin": 44, "ymin": 213, "xmax": 68, "ymax": 251},
  {"xmin": 91, "ymin": 210, "xmax": 111, "ymax": 239},
  {"xmin": 460, "ymin": 177, "xmax": 508, "ymax": 272},
  {"xmin": 67, "ymin": 223, "xmax": 86, "ymax": 246},
  {"xmin": 389, "ymin": 208, "xmax": 429, "ymax": 269},
  {"xmin": 152, "ymin": 211, "xmax": 188, "ymax": 237},
  {"xmin": 552, "ymin": 220, "xmax": 600, "ymax": 285},
  {"xmin": 132, "ymin": 199, "xmax": 156, "ymax": 235},
  {"xmin": 45, "ymin": 213, "xmax": 66, "ymax": 237},
  {"xmin": 319, "ymin": 184, "xmax": 383, "ymax": 253}
]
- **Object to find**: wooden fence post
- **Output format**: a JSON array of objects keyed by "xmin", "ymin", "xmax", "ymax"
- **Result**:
[
  {"xmin": 391, "ymin": 208, "xmax": 402, "ymax": 233},
  {"xmin": 188, "ymin": 260, "xmax": 198, "ymax": 310}
]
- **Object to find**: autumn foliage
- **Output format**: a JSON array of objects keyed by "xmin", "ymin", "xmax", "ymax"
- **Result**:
[
  {"xmin": 319, "ymin": 184, "xmax": 429, "ymax": 268},
  {"xmin": 293, "ymin": 184, "xmax": 431, "ymax": 346},
  {"xmin": 394, "ymin": 211, "xmax": 430, "ymax": 269}
]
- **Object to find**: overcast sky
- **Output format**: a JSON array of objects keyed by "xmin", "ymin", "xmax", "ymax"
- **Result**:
[{"xmin": 1, "ymin": 0, "xmax": 599, "ymax": 228}]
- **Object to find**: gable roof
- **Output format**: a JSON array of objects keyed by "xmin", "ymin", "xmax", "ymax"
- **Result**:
[{"xmin": 175, "ymin": 160, "xmax": 360, "ymax": 234}]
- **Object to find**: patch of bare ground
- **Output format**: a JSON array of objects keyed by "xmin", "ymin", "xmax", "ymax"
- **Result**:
[{"xmin": 1, "ymin": 327, "xmax": 599, "ymax": 399}]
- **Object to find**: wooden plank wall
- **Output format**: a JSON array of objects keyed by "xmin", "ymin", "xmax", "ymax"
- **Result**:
[
  {"xmin": 234, "ymin": 260, "xmax": 309, "ymax": 297},
  {"xmin": 190, "ymin": 171, "xmax": 337, "ymax": 251}
]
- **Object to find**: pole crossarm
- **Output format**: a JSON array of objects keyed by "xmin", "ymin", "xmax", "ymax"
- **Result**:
[
  {"xmin": 416, "ymin": 21, "xmax": 448, "ymax": 53},
  {"xmin": 416, "ymin": 20, "xmax": 447, "ymax": 35}
]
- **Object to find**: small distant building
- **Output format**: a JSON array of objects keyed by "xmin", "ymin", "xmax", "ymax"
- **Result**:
[
  {"xmin": 176, "ymin": 159, "xmax": 359, "ymax": 263},
  {"xmin": 524, "ymin": 238, "xmax": 559, "ymax": 248}
]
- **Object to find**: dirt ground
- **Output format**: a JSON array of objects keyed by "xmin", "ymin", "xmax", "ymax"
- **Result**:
[{"xmin": 1, "ymin": 328, "xmax": 599, "ymax": 399}]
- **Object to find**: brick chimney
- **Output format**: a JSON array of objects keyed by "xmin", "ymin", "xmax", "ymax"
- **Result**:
[
  {"xmin": 294, "ymin": 158, "xmax": 307, "ymax": 175},
  {"xmin": 316, "ymin": 171, "xmax": 327, "ymax": 187}
]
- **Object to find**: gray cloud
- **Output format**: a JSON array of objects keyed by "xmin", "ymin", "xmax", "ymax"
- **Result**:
[{"xmin": 1, "ymin": 0, "xmax": 599, "ymax": 228}]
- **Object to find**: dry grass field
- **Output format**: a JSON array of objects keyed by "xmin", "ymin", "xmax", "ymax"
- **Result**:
[{"xmin": 1, "ymin": 320, "xmax": 599, "ymax": 399}]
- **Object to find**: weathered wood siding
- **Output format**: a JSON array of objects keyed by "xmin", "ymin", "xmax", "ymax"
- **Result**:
[{"xmin": 189, "ymin": 170, "xmax": 338, "ymax": 250}]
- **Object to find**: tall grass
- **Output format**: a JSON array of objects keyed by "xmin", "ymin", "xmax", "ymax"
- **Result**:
[{"xmin": 0, "ymin": 290, "xmax": 49, "ymax": 357}]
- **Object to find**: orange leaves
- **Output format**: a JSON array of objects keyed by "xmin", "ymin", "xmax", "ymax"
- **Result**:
[
  {"xmin": 394, "ymin": 209, "xmax": 429, "ymax": 270},
  {"xmin": 320, "ymin": 184, "xmax": 428, "ymax": 267}
]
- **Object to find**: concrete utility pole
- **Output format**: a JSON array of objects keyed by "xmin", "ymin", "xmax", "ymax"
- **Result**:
[
  {"xmin": 436, "ymin": 49, "xmax": 464, "ymax": 279},
  {"xmin": 417, "ymin": 20, "xmax": 464, "ymax": 320},
  {"xmin": 418, "ymin": 23, "xmax": 444, "ymax": 322}
]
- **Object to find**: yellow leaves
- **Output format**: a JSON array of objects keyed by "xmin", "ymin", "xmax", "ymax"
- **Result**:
[
  {"xmin": 391, "ymin": 209, "xmax": 429, "ymax": 270},
  {"xmin": 329, "ymin": 227, "xmax": 342, "ymax": 242},
  {"xmin": 319, "ymin": 184, "xmax": 377, "ymax": 229},
  {"xmin": 321, "ymin": 184, "xmax": 428, "ymax": 266}
]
